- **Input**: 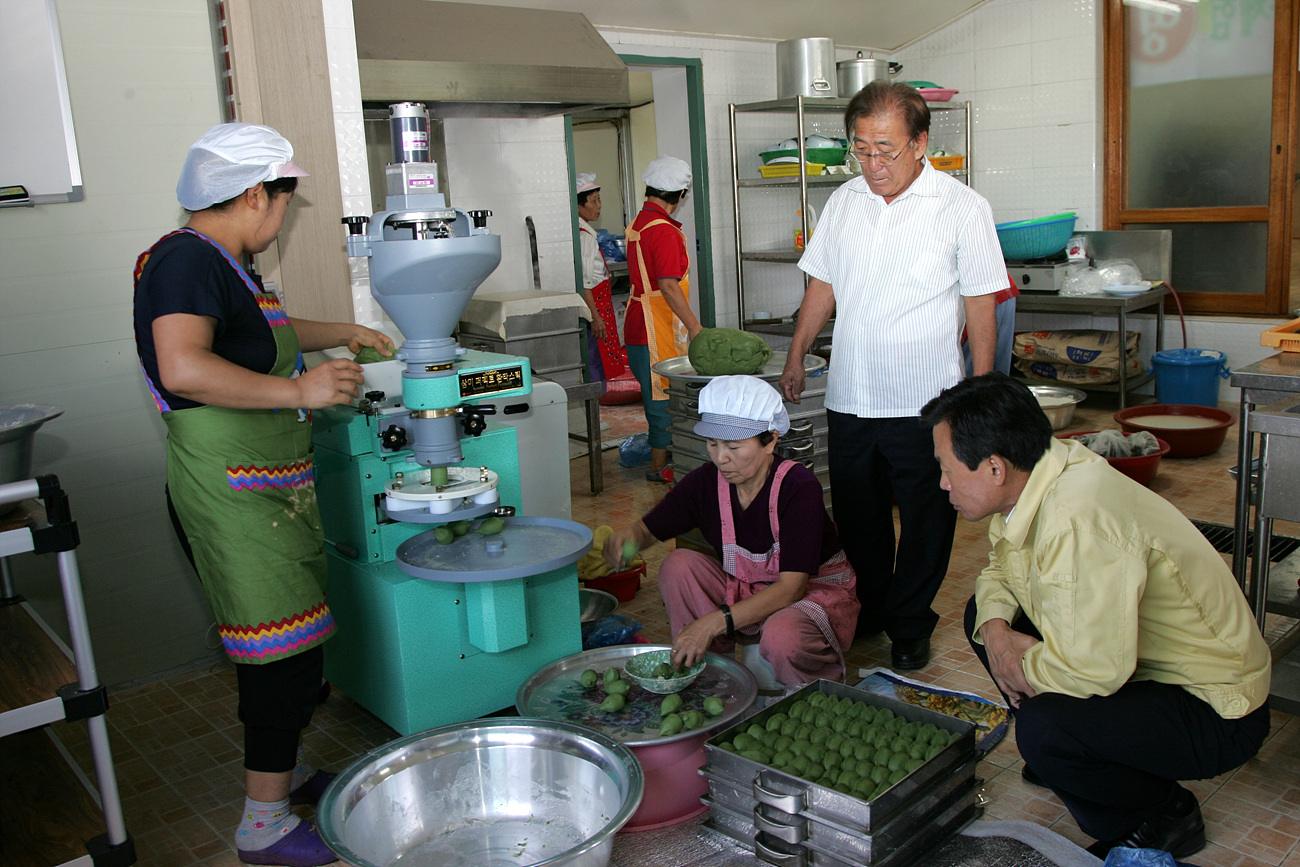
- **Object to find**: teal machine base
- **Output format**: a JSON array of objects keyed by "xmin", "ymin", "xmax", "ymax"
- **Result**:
[
  {"xmin": 322, "ymin": 554, "xmax": 580, "ymax": 735},
  {"xmin": 312, "ymin": 391, "xmax": 583, "ymax": 735}
]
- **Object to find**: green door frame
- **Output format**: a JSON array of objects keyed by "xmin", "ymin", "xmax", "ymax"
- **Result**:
[{"xmin": 564, "ymin": 54, "xmax": 715, "ymax": 329}]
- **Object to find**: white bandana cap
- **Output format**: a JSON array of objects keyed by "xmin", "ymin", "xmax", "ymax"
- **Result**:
[
  {"xmin": 576, "ymin": 172, "xmax": 600, "ymax": 194},
  {"xmin": 176, "ymin": 122, "xmax": 308, "ymax": 210},
  {"xmin": 693, "ymin": 375, "xmax": 790, "ymax": 441},
  {"xmin": 643, "ymin": 155, "xmax": 692, "ymax": 192}
]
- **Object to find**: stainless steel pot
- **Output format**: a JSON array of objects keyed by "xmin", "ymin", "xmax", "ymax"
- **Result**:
[
  {"xmin": 836, "ymin": 52, "xmax": 903, "ymax": 97},
  {"xmin": 777, "ymin": 38, "xmax": 838, "ymax": 99},
  {"xmin": 317, "ymin": 718, "xmax": 643, "ymax": 867}
]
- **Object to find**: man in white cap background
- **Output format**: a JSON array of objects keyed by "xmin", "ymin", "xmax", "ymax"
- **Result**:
[
  {"xmin": 604, "ymin": 376, "xmax": 860, "ymax": 689},
  {"xmin": 624, "ymin": 155, "xmax": 704, "ymax": 483},
  {"xmin": 779, "ymin": 81, "xmax": 1006, "ymax": 672},
  {"xmin": 575, "ymin": 172, "xmax": 628, "ymax": 388},
  {"xmin": 134, "ymin": 122, "xmax": 393, "ymax": 867}
]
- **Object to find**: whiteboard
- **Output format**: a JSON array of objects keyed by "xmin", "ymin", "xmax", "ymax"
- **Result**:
[{"xmin": 0, "ymin": 0, "xmax": 83, "ymax": 206}]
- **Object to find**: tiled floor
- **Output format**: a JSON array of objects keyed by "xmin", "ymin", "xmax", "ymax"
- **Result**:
[{"xmin": 45, "ymin": 397, "xmax": 1300, "ymax": 867}]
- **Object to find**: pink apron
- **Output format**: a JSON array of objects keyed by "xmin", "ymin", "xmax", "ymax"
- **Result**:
[{"xmin": 719, "ymin": 461, "xmax": 859, "ymax": 675}]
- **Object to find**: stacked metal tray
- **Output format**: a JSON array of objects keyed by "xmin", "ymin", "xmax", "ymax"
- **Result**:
[{"xmin": 700, "ymin": 680, "xmax": 982, "ymax": 866}]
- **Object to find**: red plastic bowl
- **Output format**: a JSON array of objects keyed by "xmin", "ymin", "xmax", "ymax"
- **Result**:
[
  {"xmin": 620, "ymin": 733, "xmax": 711, "ymax": 831},
  {"xmin": 1063, "ymin": 430, "xmax": 1172, "ymax": 487},
  {"xmin": 582, "ymin": 562, "xmax": 645, "ymax": 602},
  {"xmin": 1113, "ymin": 404, "xmax": 1235, "ymax": 458}
]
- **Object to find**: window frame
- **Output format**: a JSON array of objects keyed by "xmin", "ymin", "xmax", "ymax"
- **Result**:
[{"xmin": 1103, "ymin": 0, "xmax": 1300, "ymax": 316}]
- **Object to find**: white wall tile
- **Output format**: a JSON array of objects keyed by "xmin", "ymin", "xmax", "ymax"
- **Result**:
[
  {"xmin": 973, "ymin": 127, "xmax": 1033, "ymax": 171},
  {"xmin": 1032, "ymin": 79, "xmax": 1096, "ymax": 127},
  {"xmin": 975, "ymin": 44, "xmax": 1031, "ymax": 91},
  {"xmin": 973, "ymin": 85, "xmax": 1035, "ymax": 131},
  {"xmin": 974, "ymin": 1, "xmax": 1035, "ymax": 48},
  {"xmin": 1030, "ymin": 34, "xmax": 1095, "ymax": 84}
]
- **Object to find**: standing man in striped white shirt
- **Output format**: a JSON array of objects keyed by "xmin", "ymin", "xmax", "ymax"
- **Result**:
[{"xmin": 779, "ymin": 81, "xmax": 1006, "ymax": 671}]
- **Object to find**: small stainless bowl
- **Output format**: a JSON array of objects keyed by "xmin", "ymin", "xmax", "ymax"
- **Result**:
[
  {"xmin": 579, "ymin": 587, "xmax": 618, "ymax": 625},
  {"xmin": 1027, "ymin": 385, "xmax": 1086, "ymax": 430}
]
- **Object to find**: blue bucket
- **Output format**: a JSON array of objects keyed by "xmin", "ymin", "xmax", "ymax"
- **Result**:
[{"xmin": 1151, "ymin": 349, "xmax": 1230, "ymax": 407}]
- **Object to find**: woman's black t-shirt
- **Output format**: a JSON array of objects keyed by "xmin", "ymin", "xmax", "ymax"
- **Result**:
[{"xmin": 134, "ymin": 232, "xmax": 277, "ymax": 411}]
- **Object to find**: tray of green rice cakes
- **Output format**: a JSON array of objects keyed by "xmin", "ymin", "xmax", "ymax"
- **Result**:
[{"xmin": 702, "ymin": 679, "xmax": 979, "ymax": 836}]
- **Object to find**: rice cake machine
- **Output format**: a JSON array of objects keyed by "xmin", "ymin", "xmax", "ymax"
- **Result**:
[{"xmin": 313, "ymin": 102, "xmax": 589, "ymax": 735}]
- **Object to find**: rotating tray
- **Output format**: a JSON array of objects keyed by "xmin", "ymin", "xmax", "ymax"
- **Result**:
[
  {"xmin": 395, "ymin": 516, "xmax": 592, "ymax": 583},
  {"xmin": 516, "ymin": 644, "xmax": 757, "ymax": 747},
  {"xmin": 652, "ymin": 351, "xmax": 826, "ymax": 384}
]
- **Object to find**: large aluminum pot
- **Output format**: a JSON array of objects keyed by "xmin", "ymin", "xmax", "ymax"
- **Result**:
[
  {"xmin": 317, "ymin": 718, "xmax": 643, "ymax": 867},
  {"xmin": 777, "ymin": 38, "xmax": 838, "ymax": 99},
  {"xmin": 836, "ymin": 51, "xmax": 903, "ymax": 97},
  {"xmin": 0, "ymin": 404, "xmax": 63, "ymax": 485}
]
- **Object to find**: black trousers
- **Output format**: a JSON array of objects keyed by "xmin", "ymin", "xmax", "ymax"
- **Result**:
[
  {"xmin": 827, "ymin": 411, "xmax": 957, "ymax": 641},
  {"xmin": 167, "ymin": 485, "xmax": 323, "ymax": 774},
  {"xmin": 963, "ymin": 597, "xmax": 1270, "ymax": 840}
]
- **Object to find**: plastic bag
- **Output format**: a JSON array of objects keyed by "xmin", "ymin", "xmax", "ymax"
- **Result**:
[
  {"xmin": 1095, "ymin": 258, "xmax": 1143, "ymax": 286},
  {"xmin": 1061, "ymin": 267, "xmax": 1106, "ymax": 297},
  {"xmin": 581, "ymin": 613, "xmax": 643, "ymax": 649},
  {"xmin": 1104, "ymin": 847, "xmax": 1194, "ymax": 867},
  {"xmin": 618, "ymin": 433, "xmax": 651, "ymax": 467},
  {"xmin": 1075, "ymin": 429, "xmax": 1161, "ymax": 458},
  {"xmin": 1066, "ymin": 234, "xmax": 1090, "ymax": 262}
]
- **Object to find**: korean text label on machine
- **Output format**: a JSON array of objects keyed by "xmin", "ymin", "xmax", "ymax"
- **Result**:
[{"xmin": 460, "ymin": 365, "xmax": 524, "ymax": 399}]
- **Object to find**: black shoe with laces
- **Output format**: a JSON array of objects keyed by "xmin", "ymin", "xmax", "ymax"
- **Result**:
[{"xmin": 1086, "ymin": 786, "xmax": 1206, "ymax": 861}]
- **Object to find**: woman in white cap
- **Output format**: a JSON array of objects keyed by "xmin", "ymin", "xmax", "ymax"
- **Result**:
[
  {"xmin": 624, "ymin": 155, "xmax": 704, "ymax": 482},
  {"xmin": 133, "ymin": 122, "xmax": 393, "ymax": 866},
  {"xmin": 605, "ymin": 376, "xmax": 860, "ymax": 689},
  {"xmin": 575, "ymin": 172, "xmax": 627, "ymax": 387}
]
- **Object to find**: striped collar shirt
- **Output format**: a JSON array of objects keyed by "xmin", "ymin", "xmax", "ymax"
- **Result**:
[{"xmin": 798, "ymin": 162, "xmax": 1006, "ymax": 417}]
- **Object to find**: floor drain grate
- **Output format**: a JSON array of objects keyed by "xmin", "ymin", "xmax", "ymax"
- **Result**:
[{"xmin": 1192, "ymin": 521, "xmax": 1300, "ymax": 562}]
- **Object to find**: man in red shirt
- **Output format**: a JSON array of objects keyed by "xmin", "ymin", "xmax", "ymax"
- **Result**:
[{"xmin": 625, "ymin": 155, "xmax": 703, "ymax": 481}]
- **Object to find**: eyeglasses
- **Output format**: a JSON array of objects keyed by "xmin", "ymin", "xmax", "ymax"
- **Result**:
[{"xmin": 851, "ymin": 139, "xmax": 914, "ymax": 164}]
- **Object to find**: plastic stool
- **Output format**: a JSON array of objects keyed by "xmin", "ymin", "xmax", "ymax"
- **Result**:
[{"xmin": 738, "ymin": 641, "xmax": 782, "ymax": 693}]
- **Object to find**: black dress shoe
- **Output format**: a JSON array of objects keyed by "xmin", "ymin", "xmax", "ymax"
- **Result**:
[
  {"xmin": 890, "ymin": 637, "xmax": 930, "ymax": 670},
  {"xmin": 1087, "ymin": 787, "xmax": 1206, "ymax": 861}
]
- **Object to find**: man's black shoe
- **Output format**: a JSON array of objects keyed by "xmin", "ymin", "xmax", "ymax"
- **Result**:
[
  {"xmin": 1086, "ymin": 787, "xmax": 1206, "ymax": 861},
  {"xmin": 1020, "ymin": 764, "xmax": 1047, "ymax": 788},
  {"xmin": 890, "ymin": 637, "xmax": 930, "ymax": 670}
]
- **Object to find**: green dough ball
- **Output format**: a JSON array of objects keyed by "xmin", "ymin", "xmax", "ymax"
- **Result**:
[
  {"xmin": 433, "ymin": 527, "xmax": 454, "ymax": 545},
  {"xmin": 622, "ymin": 539, "xmax": 639, "ymax": 563},
  {"xmin": 687, "ymin": 327, "xmax": 774, "ymax": 376},
  {"xmin": 476, "ymin": 516, "xmax": 505, "ymax": 535},
  {"xmin": 704, "ymin": 696, "xmax": 725, "ymax": 716},
  {"xmin": 660, "ymin": 693, "xmax": 684, "ymax": 716},
  {"xmin": 604, "ymin": 667, "xmax": 621, "ymax": 685},
  {"xmin": 580, "ymin": 669, "xmax": 599, "ymax": 688},
  {"xmin": 600, "ymin": 693, "xmax": 626, "ymax": 712},
  {"xmin": 719, "ymin": 741, "xmax": 737, "ymax": 752},
  {"xmin": 733, "ymin": 733, "xmax": 756, "ymax": 751},
  {"xmin": 659, "ymin": 713, "xmax": 684, "ymax": 736},
  {"xmin": 353, "ymin": 346, "xmax": 390, "ymax": 364},
  {"xmin": 449, "ymin": 520, "xmax": 471, "ymax": 536},
  {"xmin": 654, "ymin": 662, "xmax": 675, "ymax": 678},
  {"xmin": 605, "ymin": 679, "xmax": 631, "ymax": 696},
  {"xmin": 681, "ymin": 710, "xmax": 705, "ymax": 731}
]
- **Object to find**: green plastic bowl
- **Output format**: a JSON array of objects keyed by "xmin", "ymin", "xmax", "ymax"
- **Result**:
[
  {"xmin": 760, "ymin": 147, "xmax": 847, "ymax": 167},
  {"xmin": 623, "ymin": 650, "xmax": 705, "ymax": 695}
]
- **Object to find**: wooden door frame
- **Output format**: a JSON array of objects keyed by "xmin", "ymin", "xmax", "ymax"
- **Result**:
[{"xmin": 1102, "ymin": 0, "xmax": 1299, "ymax": 316}]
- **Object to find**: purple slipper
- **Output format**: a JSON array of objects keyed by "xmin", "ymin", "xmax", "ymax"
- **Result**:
[
  {"xmin": 288, "ymin": 770, "xmax": 336, "ymax": 807},
  {"xmin": 238, "ymin": 820, "xmax": 337, "ymax": 866}
]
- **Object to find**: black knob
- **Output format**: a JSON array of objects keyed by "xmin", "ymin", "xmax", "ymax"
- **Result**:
[
  {"xmin": 342, "ymin": 216, "xmax": 369, "ymax": 235},
  {"xmin": 379, "ymin": 424, "xmax": 407, "ymax": 450},
  {"xmin": 468, "ymin": 209, "xmax": 493, "ymax": 229},
  {"xmin": 364, "ymin": 390, "xmax": 386, "ymax": 403},
  {"xmin": 462, "ymin": 414, "xmax": 487, "ymax": 437}
]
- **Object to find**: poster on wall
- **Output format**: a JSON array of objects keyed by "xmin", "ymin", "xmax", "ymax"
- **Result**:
[
  {"xmin": 0, "ymin": 0, "xmax": 84, "ymax": 206},
  {"xmin": 1129, "ymin": 0, "xmax": 1275, "ymax": 87}
]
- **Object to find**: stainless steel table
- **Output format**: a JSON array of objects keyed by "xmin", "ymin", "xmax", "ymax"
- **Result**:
[
  {"xmin": 1013, "ymin": 284, "xmax": 1169, "ymax": 409},
  {"xmin": 1244, "ymin": 393, "xmax": 1300, "ymax": 715},
  {"xmin": 1228, "ymin": 354, "xmax": 1300, "ymax": 588}
]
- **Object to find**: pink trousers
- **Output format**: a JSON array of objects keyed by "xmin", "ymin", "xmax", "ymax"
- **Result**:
[{"xmin": 658, "ymin": 549, "xmax": 844, "ymax": 687}]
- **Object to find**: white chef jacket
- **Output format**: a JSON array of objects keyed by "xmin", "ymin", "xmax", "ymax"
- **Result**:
[{"xmin": 798, "ymin": 162, "xmax": 1005, "ymax": 417}]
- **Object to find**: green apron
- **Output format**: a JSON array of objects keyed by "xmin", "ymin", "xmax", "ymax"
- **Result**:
[{"xmin": 138, "ymin": 229, "xmax": 334, "ymax": 664}]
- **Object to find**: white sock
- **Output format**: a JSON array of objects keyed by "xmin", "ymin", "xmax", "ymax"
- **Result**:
[
  {"xmin": 236, "ymin": 797, "xmax": 300, "ymax": 851},
  {"xmin": 290, "ymin": 746, "xmax": 317, "ymax": 793}
]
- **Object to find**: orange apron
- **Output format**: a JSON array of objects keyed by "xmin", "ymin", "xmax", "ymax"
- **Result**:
[{"xmin": 625, "ymin": 217, "xmax": 690, "ymax": 401}]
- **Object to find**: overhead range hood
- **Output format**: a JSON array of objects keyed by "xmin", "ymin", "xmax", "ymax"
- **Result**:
[{"xmin": 352, "ymin": 0, "xmax": 630, "ymax": 118}]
